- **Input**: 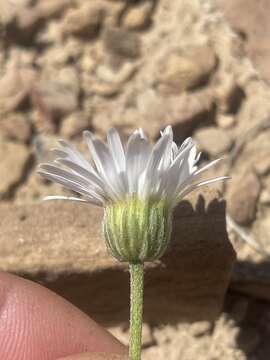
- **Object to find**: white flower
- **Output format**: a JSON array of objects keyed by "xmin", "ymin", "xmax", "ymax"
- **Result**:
[
  {"xmin": 38, "ymin": 126, "xmax": 228, "ymax": 207},
  {"xmin": 38, "ymin": 126, "xmax": 228, "ymax": 262}
]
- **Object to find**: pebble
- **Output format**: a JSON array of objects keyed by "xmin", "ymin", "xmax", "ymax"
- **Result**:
[
  {"xmin": 227, "ymin": 168, "xmax": 261, "ymax": 225},
  {"xmin": 158, "ymin": 45, "xmax": 217, "ymax": 94},
  {"xmin": 0, "ymin": 113, "xmax": 31, "ymax": 143},
  {"xmin": 60, "ymin": 112, "xmax": 92, "ymax": 139},
  {"xmin": 214, "ymin": 73, "xmax": 245, "ymax": 114},
  {"xmin": 260, "ymin": 189, "xmax": 270, "ymax": 205},
  {"xmin": 189, "ymin": 321, "xmax": 212, "ymax": 337},
  {"xmin": 216, "ymin": 114, "xmax": 236, "ymax": 129},
  {"xmin": 0, "ymin": 140, "xmax": 30, "ymax": 198},
  {"xmin": 96, "ymin": 62, "xmax": 138, "ymax": 84},
  {"xmin": 61, "ymin": 2, "xmax": 104, "ymax": 38},
  {"xmin": 122, "ymin": 1, "xmax": 153, "ymax": 30},
  {"xmin": 254, "ymin": 157, "xmax": 270, "ymax": 176},
  {"xmin": 103, "ymin": 27, "xmax": 141, "ymax": 59},
  {"xmin": 37, "ymin": 67, "xmax": 79, "ymax": 117}
]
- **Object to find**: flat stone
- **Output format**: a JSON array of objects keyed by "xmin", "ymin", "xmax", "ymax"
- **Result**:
[
  {"xmin": 0, "ymin": 140, "xmax": 30, "ymax": 198},
  {"xmin": 0, "ymin": 188, "xmax": 235, "ymax": 325},
  {"xmin": 227, "ymin": 168, "xmax": 261, "ymax": 225},
  {"xmin": 195, "ymin": 126, "xmax": 232, "ymax": 156}
]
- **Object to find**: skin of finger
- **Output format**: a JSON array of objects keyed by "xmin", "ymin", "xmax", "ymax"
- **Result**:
[
  {"xmin": 57, "ymin": 352, "xmax": 131, "ymax": 360},
  {"xmin": 0, "ymin": 272, "xmax": 127, "ymax": 360}
]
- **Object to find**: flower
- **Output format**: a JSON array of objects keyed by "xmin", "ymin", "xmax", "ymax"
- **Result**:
[{"xmin": 38, "ymin": 126, "xmax": 228, "ymax": 262}]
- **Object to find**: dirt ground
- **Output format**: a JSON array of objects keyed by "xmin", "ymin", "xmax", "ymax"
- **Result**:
[{"xmin": 1, "ymin": 0, "xmax": 270, "ymax": 359}]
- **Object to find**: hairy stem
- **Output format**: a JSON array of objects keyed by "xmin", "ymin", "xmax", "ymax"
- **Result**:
[{"xmin": 129, "ymin": 263, "xmax": 144, "ymax": 360}]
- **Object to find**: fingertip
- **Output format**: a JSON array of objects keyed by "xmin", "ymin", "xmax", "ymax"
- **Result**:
[
  {"xmin": 56, "ymin": 352, "xmax": 131, "ymax": 360},
  {"xmin": 0, "ymin": 271, "xmax": 127, "ymax": 359}
]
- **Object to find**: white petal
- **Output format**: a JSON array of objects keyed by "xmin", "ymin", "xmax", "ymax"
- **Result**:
[
  {"xmin": 138, "ymin": 128, "xmax": 147, "ymax": 140},
  {"xmin": 177, "ymin": 176, "xmax": 230, "ymax": 201},
  {"xmin": 55, "ymin": 158, "xmax": 106, "ymax": 194},
  {"xmin": 84, "ymin": 131, "xmax": 125, "ymax": 198},
  {"xmin": 38, "ymin": 170, "xmax": 105, "ymax": 204},
  {"xmin": 126, "ymin": 132, "xmax": 151, "ymax": 193},
  {"xmin": 42, "ymin": 195, "xmax": 101, "ymax": 206},
  {"xmin": 43, "ymin": 195, "xmax": 88, "ymax": 203},
  {"xmin": 107, "ymin": 128, "xmax": 126, "ymax": 172},
  {"xmin": 58, "ymin": 139, "xmax": 92, "ymax": 170},
  {"xmin": 194, "ymin": 158, "xmax": 223, "ymax": 176},
  {"xmin": 139, "ymin": 133, "xmax": 172, "ymax": 198},
  {"xmin": 40, "ymin": 164, "xmax": 92, "ymax": 189},
  {"xmin": 194, "ymin": 176, "xmax": 230, "ymax": 188},
  {"xmin": 171, "ymin": 142, "xmax": 178, "ymax": 161}
]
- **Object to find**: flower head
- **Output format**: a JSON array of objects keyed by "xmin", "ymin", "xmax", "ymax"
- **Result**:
[{"xmin": 38, "ymin": 126, "xmax": 228, "ymax": 262}]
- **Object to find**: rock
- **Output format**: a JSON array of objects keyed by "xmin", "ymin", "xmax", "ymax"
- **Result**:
[
  {"xmin": 80, "ymin": 51, "xmax": 97, "ymax": 73},
  {"xmin": 231, "ymin": 251, "xmax": 270, "ymax": 302},
  {"xmin": 37, "ymin": 41, "xmax": 81, "ymax": 68},
  {"xmin": 0, "ymin": 63, "xmax": 37, "ymax": 114},
  {"xmin": 0, "ymin": 113, "xmax": 31, "ymax": 143},
  {"xmin": 122, "ymin": 2, "xmax": 153, "ymax": 30},
  {"xmin": 220, "ymin": 0, "xmax": 270, "ymax": 84},
  {"xmin": 36, "ymin": 67, "xmax": 79, "ymax": 118},
  {"xmin": 216, "ymin": 114, "xmax": 236, "ymax": 129},
  {"xmin": 4, "ymin": 0, "xmax": 74, "ymax": 44},
  {"xmin": 87, "ymin": 62, "xmax": 138, "ymax": 97},
  {"xmin": 227, "ymin": 168, "xmax": 261, "ymax": 225},
  {"xmin": 60, "ymin": 112, "xmax": 92, "ymax": 139},
  {"xmin": 96, "ymin": 62, "xmax": 138, "ymax": 85},
  {"xmin": 0, "ymin": 140, "xmax": 30, "ymax": 198},
  {"xmin": 194, "ymin": 126, "xmax": 233, "ymax": 156},
  {"xmin": 145, "ymin": 315, "xmax": 246, "ymax": 360},
  {"xmin": 260, "ymin": 189, "xmax": 270, "ymax": 205},
  {"xmin": 254, "ymin": 157, "xmax": 270, "ymax": 176},
  {"xmin": 157, "ymin": 46, "xmax": 217, "ymax": 94},
  {"xmin": 88, "ymin": 81, "xmax": 122, "ymax": 97},
  {"xmin": 103, "ymin": 27, "xmax": 141, "ymax": 59},
  {"xmin": 189, "ymin": 321, "xmax": 212, "ymax": 337},
  {"xmin": 213, "ymin": 73, "xmax": 246, "ymax": 114},
  {"xmin": 61, "ymin": 2, "xmax": 104, "ymax": 38},
  {"xmin": 0, "ymin": 188, "xmax": 235, "ymax": 324},
  {"xmin": 92, "ymin": 89, "xmax": 215, "ymax": 142}
]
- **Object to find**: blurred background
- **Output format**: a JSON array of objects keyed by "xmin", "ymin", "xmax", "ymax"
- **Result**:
[{"xmin": 0, "ymin": 0, "xmax": 270, "ymax": 359}]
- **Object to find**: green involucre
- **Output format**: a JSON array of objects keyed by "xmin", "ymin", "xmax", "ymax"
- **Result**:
[{"xmin": 102, "ymin": 196, "xmax": 173, "ymax": 263}]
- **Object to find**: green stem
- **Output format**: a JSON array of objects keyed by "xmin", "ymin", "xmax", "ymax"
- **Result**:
[{"xmin": 129, "ymin": 262, "xmax": 144, "ymax": 360}]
